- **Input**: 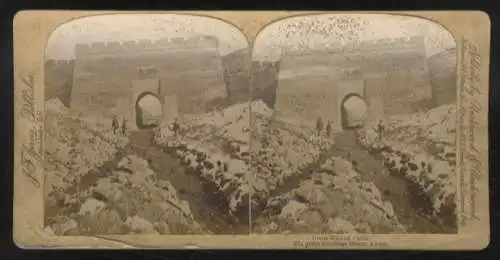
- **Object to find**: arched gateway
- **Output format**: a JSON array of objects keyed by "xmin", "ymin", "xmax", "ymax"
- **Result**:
[
  {"xmin": 341, "ymin": 93, "xmax": 368, "ymax": 130},
  {"xmin": 135, "ymin": 92, "xmax": 163, "ymax": 129}
]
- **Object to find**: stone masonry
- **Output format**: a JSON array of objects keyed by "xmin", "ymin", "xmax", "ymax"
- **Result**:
[
  {"xmin": 69, "ymin": 35, "xmax": 227, "ymax": 128},
  {"xmin": 274, "ymin": 36, "xmax": 436, "ymax": 131}
]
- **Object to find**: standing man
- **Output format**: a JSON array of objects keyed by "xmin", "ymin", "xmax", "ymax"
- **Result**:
[
  {"xmin": 376, "ymin": 118, "xmax": 384, "ymax": 142},
  {"xmin": 326, "ymin": 120, "xmax": 332, "ymax": 137},
  {"xmin": 121, "ymin": 117, "xmax": 127, "ymax": 136},
  {"xmin": 316, "ymin": 116, "xmax": 324, "ymax": 140},
  {"xmin": 171, "ymin": 118, "xmax": 180, "ymax": 138},
  {"xmin": 112, "ymin": 115, "xmax": 119, "ymax": 135}
]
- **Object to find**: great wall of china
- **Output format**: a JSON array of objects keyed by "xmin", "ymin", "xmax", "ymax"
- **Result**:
[
  {"xmin": 74, "ymin": 35, "xmax": 219, "ymax": 57},
  {"xmin": 274, "ymin": 36, "xmax": 455, "ymax": 131},
  {"xmin": 44, "ymin": 35, "xmax": 457, "ymax": 131},
  {"xmin": 68, "ymin": 36, "xmax": 229, "ymax": 128},
  {"xmin": 427, "ymin": 48, "xmax": 457, "ymax": 106}
]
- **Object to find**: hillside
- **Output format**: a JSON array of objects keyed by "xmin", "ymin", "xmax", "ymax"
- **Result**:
[
  {"xmin": 44, "ymin": 97, "xmax": 457, "ymax": 235},
  {"xmin": 154, "ymin": 101, "xmax": 261, "ymax": 222},
  {"xmin": 357, "ymin": 104, "xmax": 457, "ymax": 229},
  {"xmin": 252, "ymin": 157, "xmax": 405, "ymax": 234},
  {"xmin": 153, "ymin": 100, "xmax": 412, "ymax": 234},
  {"xmin": 43, "ymin": 98, "xmax": 204, "ymax": 235}
]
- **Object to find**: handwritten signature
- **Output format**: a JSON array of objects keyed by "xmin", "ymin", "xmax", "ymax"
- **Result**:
[
  {"xmin": 458, "ymin": 38, "xmax": 484, "ymax": 225},
  {"xmin": 19, "ymin": 74, "xmax": 43, "ymax": 188}
]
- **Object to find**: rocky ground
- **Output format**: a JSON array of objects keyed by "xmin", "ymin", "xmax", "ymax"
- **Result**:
[
  {"xmin": 44, "ymin": 97, "xmax": 457, "ymax": 235},
  {"xmin": 249, "ymin": 101, "xmax": 457, "ymax": 234},
  {"xmin": 154, "ymin": 100, "xmax": 412, "ymax": 234},
  {"xmin": 357, "ymin": 104, "xmax": 457, "ymax": 231},
  {"xmin": 153, "ymin": 102, "xmax": 257, "ymax": 223},
  {"xmin": 153, "ymin": 100, "xmax": 336, "ymax": 225},
  {"xmin": 44, "ymin": 98, "xmax": 129, "ymax": 196},
  {"xmin": 252, "ymin": 156, "xmax": 405, "ymax": 234},
  {"xmin": 249, "ymin": 106, "xmax": 406, "ymax": 234},
  {"xmin": 44, "ymin": 98, "xmax": 204, "ymax": 235}
]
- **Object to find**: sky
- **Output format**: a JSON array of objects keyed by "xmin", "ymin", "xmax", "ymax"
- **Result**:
[
  {"xmin": 46, "ymin": 13, "xmax": 457, "ymax": 61},
  {"xmin": 45, "ymin": 14, "xmax": 249, "ymax": 60},
  {"xmin": 252, "ymin": 14, "xmax": 457, "ymax": 61}
]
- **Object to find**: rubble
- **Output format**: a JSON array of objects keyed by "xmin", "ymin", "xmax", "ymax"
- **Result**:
[
  {"xmin": 357, "ymin": 104, "xmax": 457, "ymax": 224},
  {"xmin": 44, "ymin": 102, "xmax": 203, "ymax": 235},
  {"xmin": 44, "ymin": 99, "xmax": 129, "ymax": 195},
  {"xmin": 46, "ymin": 155, "xmax": 203, "ymax": 235},
  {"xmin": 253, "ymin": 159, "xmax": 405, "ymax": 234},
  {"xmin": 154, "ymin": 100, "xmax": 266, "ymax": 219},
  {"xmin": 44, "ymin": 96, "xmax": 456, "ymax": 235},
  {"xmin": 125, "ymin": 215, "xmax": 160, "ymax": 235},
  {"xmin": 153, "ymin": 99, "xmax": 337, "ymax": 221}
]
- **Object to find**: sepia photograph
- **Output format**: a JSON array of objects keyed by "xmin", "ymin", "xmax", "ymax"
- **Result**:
[
  {"xmin": 250, "ymin": 14, "xmax": 458, "ymax": 235},
  {"xmin": 13, "ymin": 10, "xmax": 490, "ymax": 249},
  {"xmin": 43, "ymin": 14, "xmax": 251, "ymax": 236}
]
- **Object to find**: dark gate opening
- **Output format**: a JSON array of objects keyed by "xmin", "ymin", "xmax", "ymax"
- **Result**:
[
  {"xmin": 340, "ymin": 93, "xmax": 367, "ymax": 131},
  {"xmin": 135, "ymin": 92, "xmax": 162, "ymax": 130}
]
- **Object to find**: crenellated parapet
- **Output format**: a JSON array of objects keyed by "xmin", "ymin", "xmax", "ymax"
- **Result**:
[
  {"xmin": 282, "ymin": 36, "xmax": 425, "ymax": 57},
  {"xmin": 45, "ymin": 59, "xmax": 75, "ymax": 67},
  {"xmin": 74, "ymin": 35, "xmax": 219, "ymax": 58},
  {"xmin": 69, "ymin": 34, "xmax": 227, "ymax": 124},
  {"xmin": 352, "ymin": 36, "xmax": 424, "ymax": 52},
  {"xmin": 279, "ymin": 36, "xmax": 428, "ymax": 78}
]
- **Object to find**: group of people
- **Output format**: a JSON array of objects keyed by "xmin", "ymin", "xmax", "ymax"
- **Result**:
[
  {"xmin": 112, "ymin": 116, "xmax": 128, "ymax": 136},
  {"xmin": 316, "ymin": 117, "xmax": 333, "ymax": 137},
  {"xmin": 313, "ymin": 116, "xmax": 385, "ymax": 144}
]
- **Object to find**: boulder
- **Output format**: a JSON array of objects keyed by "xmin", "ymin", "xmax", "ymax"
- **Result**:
[
  {"xmin": 125, "ymin": 215, "xmax": 159, "ymax": 235},
  {"xmin": 279, "ymin": 200, "xmax": 309, "ymax": 220},
  {"xmin": 51, "ymin": 216, "xmax": 79, "ymax": 236},
  {"xmin": 294, "ymin": 181, "xmax": 327, "ymax": 204},
  {"xmin": 78, "ymin": 198, "xmax": 106, "ymax": 216},
  {"xmin": 327, "ymin": 218, "xmax": 357, "ymax": 234}
]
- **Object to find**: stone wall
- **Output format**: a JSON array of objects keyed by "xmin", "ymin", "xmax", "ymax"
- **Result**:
[
  {"xmin": 252, "ymin": 61, "xmax": 281, "ymax": 109},
  {"xmin": 221, "ymin": 48, "xmax": 250, "ymax": 104},
  {"xmin": 46, "ymin": 36, "xmax": 455, "ymax": 130},
  {"xmin": 74, "ymin": 36, "xmax": 219, "ymax": 58},
  {"xmin": 428, "ymin": 48, "xmax": 457, "ymax": 106},
  {"xmin": 69, "ymin": 36, "xmax": 227, "ymax": 123},
  {"xmin": 44, "ymin": 59, "xmax": 74, "ymax": 107},
  {"xmin": 273, "ymin": 36, "xmax": 433, "ymax": 130},
  {"xmin": 276, "ymin": 71, "xmax": 364, "ymax": 130}
]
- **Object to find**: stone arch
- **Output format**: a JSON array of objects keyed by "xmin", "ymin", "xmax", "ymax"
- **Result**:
[
  {"xmin": 135, "ymin": 91, "xmax": 162, "ymax": 129},
  {"xmin": 340, "ymin": 93, "xmax": 367, "ymax": 131}
]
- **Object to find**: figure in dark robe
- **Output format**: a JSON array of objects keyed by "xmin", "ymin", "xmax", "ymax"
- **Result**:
[
  {"xmin": 121, "ymin": 118, "xmax": 127, "ymax": 135},
  {"xmin": 171, "ymin": 118, "xmax": 180, "ymax": 138},
  {"xmin": 112, "ymin": 116, "xmax": 119, "ymax": 135},
  {"xmin": 376, "ymin": 119, "xmax": 385, "ymax": 142},
  {"xmin": 326, "ymin": 121, "xmax": 332, "ymax": 137}
]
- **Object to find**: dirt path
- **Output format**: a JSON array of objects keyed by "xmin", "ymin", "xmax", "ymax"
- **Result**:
[
  {"xmin": 265, "ymin": 129, "xmax": 450, "ymax": 234},
  {"xmin": 64, "ymin": 129, "xmax": 246, "ymax": 234},
  {"xmin": 127, "ymin": 130, "xmax": 248, "ymax": 234}
]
